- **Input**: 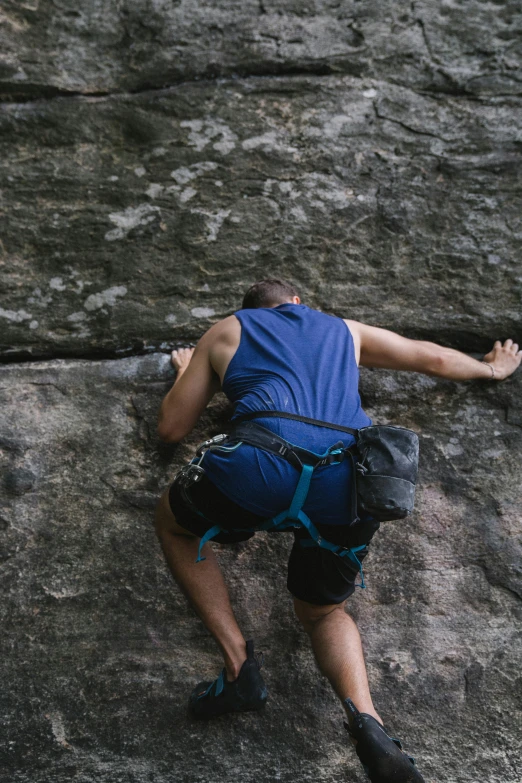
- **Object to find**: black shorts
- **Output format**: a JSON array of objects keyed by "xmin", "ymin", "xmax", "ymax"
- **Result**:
[{"xmin": 168, "ymin": 475, "xmax": 380, "ymax": 606}]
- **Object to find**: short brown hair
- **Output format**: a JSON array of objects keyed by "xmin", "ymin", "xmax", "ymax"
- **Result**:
[{"xmin": 241, "ymin": 278, "xmax": 300, "ymax": 309}]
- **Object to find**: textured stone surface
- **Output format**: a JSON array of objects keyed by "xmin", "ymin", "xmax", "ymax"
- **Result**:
[
  {"xmin": 1, "ymin": 355, "xmax": 521, "ymax": 782},
  {"xmin": 1, "ymin": 1, "xmax": 521, "ymax": 98},
  {"xmin": 1, "ymin": 76, "xmax": 521, "ymax": 359},
  {"xmin": 2, "ymin": 2, "xmax": 522, "ymax": 782}
]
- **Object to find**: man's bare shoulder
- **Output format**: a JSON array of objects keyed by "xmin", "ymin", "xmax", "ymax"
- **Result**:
[
  {"xmin": 199, "ymin": 316, "xmax": 241, "ymax": 381},
  {"xmin": 202, "ymin": 315, "xmax": 240, "ymax": 346}
]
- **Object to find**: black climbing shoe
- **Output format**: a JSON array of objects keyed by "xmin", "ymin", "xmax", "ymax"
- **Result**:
[
  {"xmin": 344, "ymin": 698, "xmax": 425, "ymax": 783},
  {"xmin": 188, "ymin": 640, "xmax": 268, "ymax": 719}
]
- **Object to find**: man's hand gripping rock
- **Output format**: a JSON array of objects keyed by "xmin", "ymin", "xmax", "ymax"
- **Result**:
[{"xmin": 482, "ymin": 339, "xmax": 521, "ymax": 380}]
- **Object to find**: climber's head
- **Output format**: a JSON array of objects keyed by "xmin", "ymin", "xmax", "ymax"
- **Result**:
[{"xmin": 241, "ymin": 278, "xmax": 301, "ymax": 309}]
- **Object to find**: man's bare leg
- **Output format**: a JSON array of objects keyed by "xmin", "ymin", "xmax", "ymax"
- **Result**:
[
  {"xmin": 294, "ymin": 598, "xmax": 382, "ymax": 726},
  {"xmin": 155, "ymin": 489, "xmax": 247, "ymax": 680}
]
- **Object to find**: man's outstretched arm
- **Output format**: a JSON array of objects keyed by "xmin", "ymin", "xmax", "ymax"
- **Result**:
[{"xmin": 346, "ymin": 320, "xmax": 521, "ymax": 381}]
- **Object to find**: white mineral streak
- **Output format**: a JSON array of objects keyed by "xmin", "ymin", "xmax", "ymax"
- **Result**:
[
  {"xmin": 242, "ymin": 130, "xmax": 298, "ymax": 154},
  {"xmin": 180, "ymin": 119, "xmax": 237, "ymax": 155},
  {"xmin": 304, "ymin": 173, "xmax": 354, "ymax": 210},
  {"xmin": 165, "ymin": 314, "xmax": 177, "ymax": 325},
  {"xmin": 321, "ymin": 114, "xmax": 352, "ymax": 139},
  {"xmin": 45, "ymin": 712, "xmax": 71, "ymax": 748},
  {"xmin": 266, "ymin": 172, "xmax": 351, "ymax": 215},
  {"xmin": 170, "ymin": 161, "xmax": 218, "ymax": 185},
  {"xmin": 179, "ymin": 187, "xmax": 197, "ymax": 203},
  {"xmin": 67, "ymin": 312, "xmax": 87, "ymax": 322},
  {"xmin": 278, "ymin": 181, "xmax": 300, "ymax": 199},
  {"xmin": 0, "ymin": 307, "xmax": 32, "ymax": 322},
  {"xmin": 49, "ymin": 277, "xmax": 66, "ymax": 291},
  {"xmin": 83, "ymin": 286, "xmax": 128, "ymax": 312},
  {"xmin": 145, "ymin": 183, "xmax": 164, "ymax": 199},
  {"xmin": 105, "ymin": 204, "xmax": 160, "ymax": 241},
  {"xmin": 27, "ymin": 287, "xmax": 53, "ymax": 306},
  {"xmin": 363, "ymin": 88, "xmax": 377, "ymax": 98},
  {"xmin": 191, "ymin": 307, "xmax": 216, "ymax": 318},
  {"xmin": 191, "ymin": 208, "xmax": 231, "ymax": 242},
  {"xmin": 290, "ymin": 205, "xmax": 308, "ymax": 222}
]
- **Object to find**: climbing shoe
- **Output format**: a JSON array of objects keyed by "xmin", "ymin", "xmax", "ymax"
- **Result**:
[
  {"xmin": 188, "ymin": 639, "xmax": 268, "ymax": 719},
  {"xmin": 344, "ymin": 698, "xmax": 425, "ymax": 783}
]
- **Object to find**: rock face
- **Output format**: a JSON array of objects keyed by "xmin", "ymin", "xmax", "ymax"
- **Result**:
[
  {"xmin": 1, "ymin": 76, "xmax": 521, "ymax": 360},
  {"xmin": 1, "ymin": 356, "xmax": 521, "ymax": 782},
  {"xmin": 1, "ymin": 1, "xmax": 521, "ymax": 98},
  {"xmin": 1, "ymin": 4, "xmax": 521, "ymax": 783}
]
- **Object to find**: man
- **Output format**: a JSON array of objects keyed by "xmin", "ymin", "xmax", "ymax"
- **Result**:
[{"xmin": 155, "ymin": 279, "xmax": 520, "ymax": 783}]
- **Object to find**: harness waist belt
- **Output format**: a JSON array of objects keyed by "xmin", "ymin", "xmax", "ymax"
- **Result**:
[
  {"xmin": 234, "ymin": 409, "xmax": 358, "ymax": 436},
  {"xmin": 228, "ymin": 421, "xmax": 350, "ymax": 471}
]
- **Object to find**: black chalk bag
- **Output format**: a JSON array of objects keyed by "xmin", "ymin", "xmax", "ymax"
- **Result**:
[
  {"xmin": 354, "ymin": 425, "xmax": 419, "ymax": 521},
  {"xmin": 233, "ymin": 410, "xmax": 419, "ymax": 523}
]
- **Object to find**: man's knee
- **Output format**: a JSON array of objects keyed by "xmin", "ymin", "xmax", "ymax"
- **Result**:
[{"xmin": 293, "ymin": 597, "xmax": 345, "ymax": 634}]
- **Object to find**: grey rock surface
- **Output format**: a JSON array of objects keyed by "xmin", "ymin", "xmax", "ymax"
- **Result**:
[
  {"xmin": 1, "ymin": 1, "xmax": 521, "ymax": 98},
  {"xmin": 2, "ymin": 2, "xmax": 522, "ymax": 782},
  {"xmin": 1, "ymin": 76, "xmax": 521, "ymax": 359},
  {"xmin": 1, "ymin": 355, "xmax": 521, "ymax": 782}
]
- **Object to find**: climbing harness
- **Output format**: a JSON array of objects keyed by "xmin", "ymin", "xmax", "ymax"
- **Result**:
[
  {"xmin": 173, "ymin": 411, "xmax": 419, "ymax": 590},
  {"xmin": 173, "ymin": 421, "xmax": 370, "ymax": 588}
]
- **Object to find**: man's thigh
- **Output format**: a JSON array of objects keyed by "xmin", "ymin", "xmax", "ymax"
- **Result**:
[
  {"xmin": 155, "ymin": 488, "xmax": 197, "ymax": 537},
  {"xmin": 161, "ymin": 474, "xmax": 265, "ymax": 544},
  {"xmin": 286, "ymin": 517, "xmax": 380, "ymax": 606}
]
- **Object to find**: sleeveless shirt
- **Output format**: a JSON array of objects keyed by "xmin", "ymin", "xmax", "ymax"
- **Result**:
[{"xmin": 202, "ymin": 304, "xmax": 371, "ymax": 525}]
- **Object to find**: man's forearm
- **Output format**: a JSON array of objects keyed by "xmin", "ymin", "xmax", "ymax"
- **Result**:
[
  {"xmin": 431, "ymin": 347, "xmax": 495, "ymax": 381},
  {"xmin": 158, "ymin": 365, "xmax": 186, "ymax": 428},
  {"xmin": 433, "ymin": 339, "xmax": 521, "ymax": 382},
  {"xmin": 157, "ymin": 349, "xmax": 196, "ymax": 442}
]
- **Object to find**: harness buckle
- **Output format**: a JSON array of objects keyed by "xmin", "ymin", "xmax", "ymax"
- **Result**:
[
  {"xmin": 174, "ymin": 463, "xmax": 206, "ymax": 488},
  {"xmin": 196, "ymin": 433, "xmax": 228, "ymax": 456}
]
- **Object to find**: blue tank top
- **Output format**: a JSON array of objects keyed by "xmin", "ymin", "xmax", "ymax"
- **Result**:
[{"xmin": 203, "ymin": 304, "xmax": 371, "ymax": 524}]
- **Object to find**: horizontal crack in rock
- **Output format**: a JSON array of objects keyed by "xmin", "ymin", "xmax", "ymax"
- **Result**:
[
  {"xmin": 0, "ymin": 69, "xmax": 509, "ymax": 107},
  {"xmin": 1, "ymin": 68, "xmax": 351, "ymax": 104}
]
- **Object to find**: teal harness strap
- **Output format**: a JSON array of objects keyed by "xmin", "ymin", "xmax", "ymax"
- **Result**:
[
  {"xmin": 296, "ymin": 512, "xmax": 368, "ymax": 589},
  {"xmin": 288, "ymin": 463, "xmax": 314, "ymax": 519},
  {"xmin": 196, "ymin": 524, "xmax": 225, "ymax": 562},
  {"xmin": 192, "ymin": 440, "xmax": 368, "ymax": 588}
]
